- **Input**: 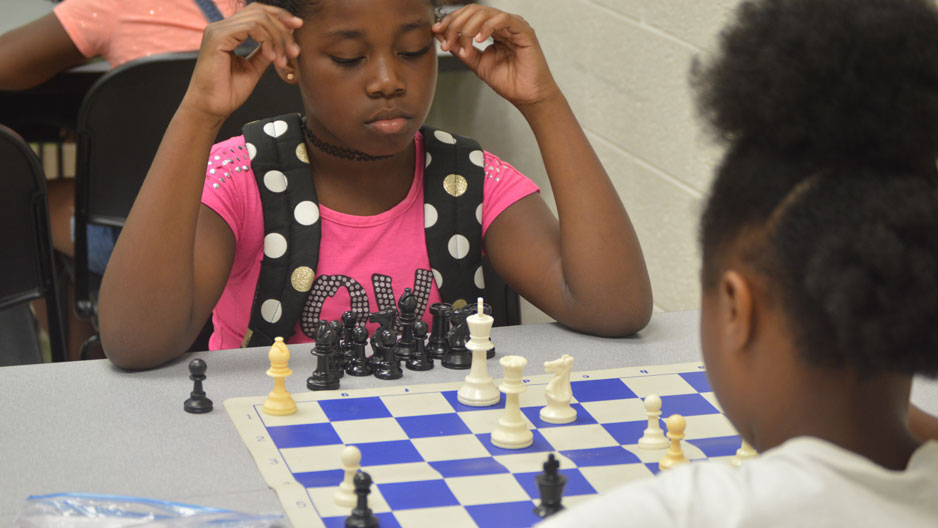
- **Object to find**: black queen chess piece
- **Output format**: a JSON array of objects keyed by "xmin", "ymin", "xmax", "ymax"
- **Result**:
[
  {"xmin": 534, "ymin": 453, "xmax": 567, "ymax": 518},
  {"xmin": 184, "ymin": 358, "xmax": 213, "ymax": 413},
  {"xmin": 308, "ymin": 321, "xmax": 340, "ymax": 391}
]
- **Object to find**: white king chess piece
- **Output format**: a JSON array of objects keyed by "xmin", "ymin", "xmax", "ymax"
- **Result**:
[
  {"xmin": 491, "ymin": 355, "xmax": 534, "ymax": 449},
  {"xmin": 457, "ymin": 298, "xmax": 500, "ymax": 406},
  {"xmin": 540, "ymin": 354, "xmax": 577, "ymax": 424}
]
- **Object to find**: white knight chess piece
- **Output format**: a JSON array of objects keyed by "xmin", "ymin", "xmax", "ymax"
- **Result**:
[{"xmin": 540, "ymin": 354, "xmax": 577, "ymax": 424}]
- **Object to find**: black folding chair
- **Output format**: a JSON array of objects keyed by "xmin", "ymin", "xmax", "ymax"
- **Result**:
[
  {"xmin": 73, "ymin": 51, "xmax": 305, "ymax": 354},
  {"xmin": 0, "ymin": 124, "xmax": 67, "ymax": 364}
]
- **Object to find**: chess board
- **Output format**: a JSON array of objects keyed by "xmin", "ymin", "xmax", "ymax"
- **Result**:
[{"xmin": 225, "ymin": 361, "xmax": 741, "ymax": 528}]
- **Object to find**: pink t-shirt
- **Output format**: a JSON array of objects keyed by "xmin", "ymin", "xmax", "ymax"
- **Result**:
[
  {"xmin": 54, "ymin": 0, "xmax": 238, "ymax": 67},
  {"xmin": 201, "ymin": 131, "xmax": 539, "ymax": 350}
]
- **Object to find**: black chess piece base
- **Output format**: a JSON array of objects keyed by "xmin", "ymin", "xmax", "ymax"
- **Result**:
[
  {"xmin": 374, "ymin": 362, "xmax": 403, "ymax": 380},
  {"xmin": 345, "ymin": 360, "xmax": 374, "ymax": 377},
  {"xmin": 406, "ymin": 355, "xmax": 433, "ymax": 371},
  {"xmin": 426, "ymin": 342, "xmax": 448, "ymax": 360},
  {"xmin": 441, "ymin": 349, "xmax": 472, "ymax": 369},
  {"xmin": 534, "ymin": 501, "xmax": 565, "ymax": 518},
  {"xmin": 307, "ymin": 375, "xmax": 340, "ymax": 391},
  {"xmin": 184, "ymin": 395, "xmax": 213, "ymax": 414}
]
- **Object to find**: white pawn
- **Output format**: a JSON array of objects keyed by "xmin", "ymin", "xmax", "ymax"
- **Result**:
[
  {"xmin": 457, "ymin": 298, "xmax": 500, "ymax": 407},
  {"xmin": 730, "ymin": 440, "xmax": 758, "ymax": 467},
  {"xmin": 491, "ymin": 355, "xmax": 534, "ymax": 449},
  {"xmin": 333, "ymin": 445, "xmax": 361, "ymax": 507},
  {"xmin": 540, "ymin": 354, "xmax": 576, "ymax": 424},
  {"xmin": 638, "ymin": 394, "xmax": 669, "ymax": 449},
  {"xmin": 658, "ymin": 414, "xmax": 689, "ymax": 471}
]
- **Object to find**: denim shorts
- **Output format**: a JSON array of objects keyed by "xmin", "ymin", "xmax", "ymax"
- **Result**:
[{"xmin": 86, "ymin": 224, "xmax": 119, "ymax": 276}]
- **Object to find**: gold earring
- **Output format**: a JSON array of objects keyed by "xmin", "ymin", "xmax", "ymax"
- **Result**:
[{"xmin": 286, "ymin": 72, "xmax": 295, "ymax": 81}]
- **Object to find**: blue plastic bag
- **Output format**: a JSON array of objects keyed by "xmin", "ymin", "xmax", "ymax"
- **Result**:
[{"xmin": 13, "ymin": 493, "xmax": 284, "ymax": 527}]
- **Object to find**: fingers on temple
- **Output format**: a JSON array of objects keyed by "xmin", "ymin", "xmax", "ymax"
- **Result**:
[
  {"xmin": 434, "ymin": 4, "xmax": 482, "ymax": 52},
  {"xmin": 223, "ymin": 4, "xmax": 301, "ymax": 65},
  {"xmin": 477, "ymin": 13, "xmax": 517, "ymax": 44}
]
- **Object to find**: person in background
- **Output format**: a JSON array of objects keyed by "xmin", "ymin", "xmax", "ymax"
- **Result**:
[{"xmin": 0, "ymin": 0, "xmax": 240, "ymax": 360}]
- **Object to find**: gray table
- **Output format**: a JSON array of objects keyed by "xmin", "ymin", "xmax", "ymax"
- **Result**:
[{"xmin": 1, "ymin": 310, "xmax": 935, "ymax": 525}]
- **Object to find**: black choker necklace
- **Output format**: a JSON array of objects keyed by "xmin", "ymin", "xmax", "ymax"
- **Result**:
[{"xmin": 302, "ymin": 121, "xmax": 393, "ymax": 162}]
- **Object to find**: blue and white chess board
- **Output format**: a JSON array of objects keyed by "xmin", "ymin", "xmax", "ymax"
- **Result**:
[{"xmin": 225, "ymin": 361, "xmax": 742, "ymax": 527}]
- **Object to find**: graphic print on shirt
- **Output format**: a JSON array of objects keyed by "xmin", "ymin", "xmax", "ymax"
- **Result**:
[{"xmin": 300, "ymin": 269, "xmax": 435, "ymax": 337}]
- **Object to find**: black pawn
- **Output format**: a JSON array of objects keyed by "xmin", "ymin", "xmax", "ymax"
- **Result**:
[
  {"xmin": 441, "ymin": 306, "xmax": 472, "ymax": 369},
  {"xmin": 184, "ymin": 358, "xmax": 213, "ymax": 413},
  {"xmin": 345, "ymin": 326, "xmax": 374, "ymax": 377},
  {"xmin": 345, "ymin": 471, "xmax": 379, "ymax": 528},
  {"xmin": 394, "ymin": 288, "xmax": 418, "ymax": 361},
  {"xmin": 405, "ymin": 320, "xmax": 433, "ymax": 371},
  {"xmin": 534, "ymin": 453, "xmax": 567, "ymax": 518},
  {"xmin": 308, "ymin": 321, "xmax": 340, "ymax": 391},
  {"xmin": 427, "ymin": 302, "xmax": 452, "ymax": 359},
  {"xmin": 373, "ymin": 328, "xmax": 403, "ymax": 380}
]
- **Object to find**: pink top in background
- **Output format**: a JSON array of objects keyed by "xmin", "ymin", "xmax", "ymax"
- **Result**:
[
  {"xmin": 201, "ymin": 131, "xmax": 539, "ymax": 350},
  {"xmin": 54, "ymin": 0, "xmax": 238, "ymax": 67}
]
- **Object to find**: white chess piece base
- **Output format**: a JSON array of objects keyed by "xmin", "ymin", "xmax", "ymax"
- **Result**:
[{"xmin": 539, "ymin": 405, "xmax": 576, "ymax": 424}]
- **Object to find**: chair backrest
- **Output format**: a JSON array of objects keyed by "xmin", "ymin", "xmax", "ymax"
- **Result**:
[
  {"xmin": 74, "ymin": 51, "xmax": 304, "ymax": 319},
  {"xmin": 0, "ymin": 124, "xmax": 67, "ymax": 363}
]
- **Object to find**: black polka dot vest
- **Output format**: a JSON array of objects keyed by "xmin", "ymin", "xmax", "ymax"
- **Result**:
[{"xmin": 240, "ymin": 114, "xmax": 485, "ymax": 347}]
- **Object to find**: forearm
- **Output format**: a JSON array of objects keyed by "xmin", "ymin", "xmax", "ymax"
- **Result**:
[
  {"xmin": 519, "ymin": 93, "xmax": 653, "ymax": 334},
  {"xmin": 98, "ymin": 103, "xmax": 225, "ymax": 368},
  {"xmin": 0, "ymin": 14, "xmax": 86, "ymax": 90}
]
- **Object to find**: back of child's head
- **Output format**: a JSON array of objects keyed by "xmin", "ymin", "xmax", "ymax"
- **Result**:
[{"xmin": 693, "ymin": 0, "xmax": 938, "ymax": 377}]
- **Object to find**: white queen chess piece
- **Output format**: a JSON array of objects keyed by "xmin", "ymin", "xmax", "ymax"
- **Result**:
[
  {"xmin": 540, "ymin": 354, "xmax": 577, "ymax": 424},
  {"xmin": 638, "ymin": 394, "xmax": 669, "ymax": 449},
  {"xmin": 457, "ymin": 298, "xmax": 500, "ymax": 406},
  {"xmin": 491, "ymin": 355, "xmax": 534, "ymax": 449}
]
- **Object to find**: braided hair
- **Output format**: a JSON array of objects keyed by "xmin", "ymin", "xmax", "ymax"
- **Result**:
[{"xmin": 693, "ymin": 0, "xmax": 938, "ymax": 377}]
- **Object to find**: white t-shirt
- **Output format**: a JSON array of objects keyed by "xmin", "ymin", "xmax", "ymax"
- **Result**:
[{"xmin": 539, "ymin": 437, "xmax": 938, "ymax": 527}]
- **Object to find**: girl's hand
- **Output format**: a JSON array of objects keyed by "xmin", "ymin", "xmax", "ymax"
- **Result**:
[
  {"xmin": 182, "ymin": 3, "xmax": 302, "ymax": 121},
  {"xmin": 433, "ymin": 5, "xmax": 559, "ymax": 110}
]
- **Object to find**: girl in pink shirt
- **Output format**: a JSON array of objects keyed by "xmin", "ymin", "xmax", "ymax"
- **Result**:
[{"xmin": 98, "ymin": 0, "xmax": 653, "ymax": 369}]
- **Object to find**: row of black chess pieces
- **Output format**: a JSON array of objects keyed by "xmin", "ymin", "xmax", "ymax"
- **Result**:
[
  {"xmin": 345, "ymin": 454, "xmax": 567, "ymax": 527},
  {"xmin": 307, "ymin": 288, "xmax": 495, "ymax": 391}
]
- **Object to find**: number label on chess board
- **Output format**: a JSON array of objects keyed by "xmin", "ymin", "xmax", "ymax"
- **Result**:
[{"xmin": 225, "ymin": 362, "xmax": 740, "ymax": 528}]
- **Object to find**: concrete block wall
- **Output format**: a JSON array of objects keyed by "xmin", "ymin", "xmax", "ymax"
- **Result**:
[{"xmin": 427, "ymin": 0, "xmax": 741, "ymax": 323}]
